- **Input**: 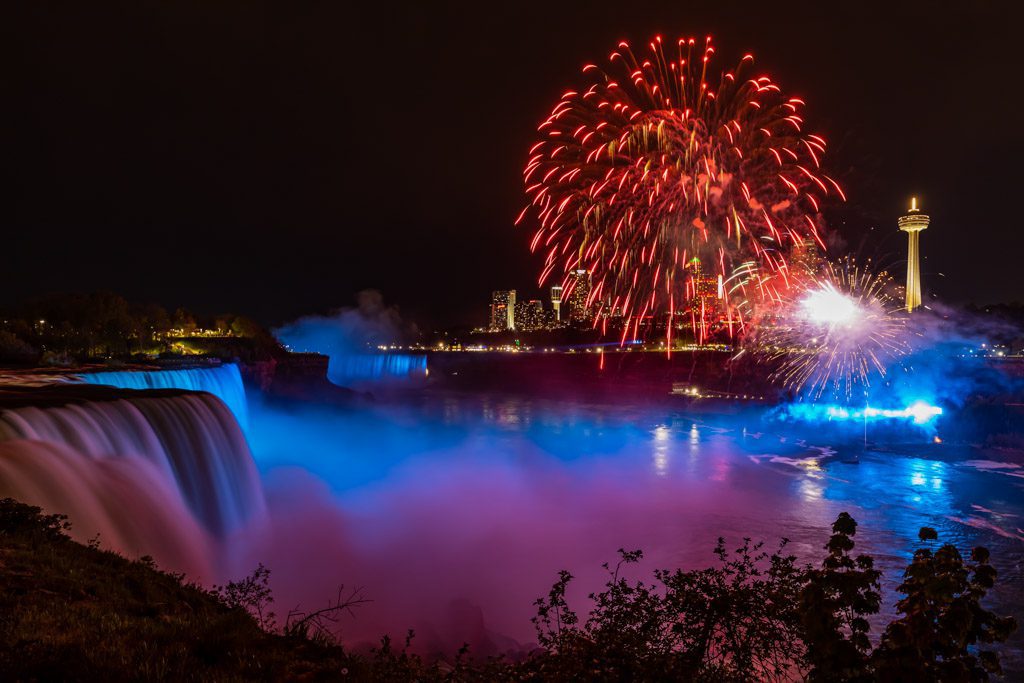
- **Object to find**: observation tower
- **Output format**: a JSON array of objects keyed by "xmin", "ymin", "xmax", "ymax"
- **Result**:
[{"xmin": 897, "ymin": 197, "xmax": 929, "ymax": 312}]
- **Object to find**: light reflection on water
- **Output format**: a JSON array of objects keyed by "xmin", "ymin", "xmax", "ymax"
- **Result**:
[
  {"xmin": 652, "ymin": 425, "xmax": 670, "ymax": 476},
  {"xmin": 248, "ymin": 391, "xmax": 1024, "ymax": 666}
]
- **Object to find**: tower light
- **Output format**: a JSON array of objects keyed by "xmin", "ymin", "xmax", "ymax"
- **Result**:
[{"xmin": 897, "ymin": 197, "xmax": 930, "ymax": 312}]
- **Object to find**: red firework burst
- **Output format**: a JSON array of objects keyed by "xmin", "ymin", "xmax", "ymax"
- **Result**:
[{"xmin": 517, "ymin": 35, "xmax": 844, "ymax": 345}]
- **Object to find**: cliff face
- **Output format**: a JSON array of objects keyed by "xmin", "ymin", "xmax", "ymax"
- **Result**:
[
  {"xmin": 239, "ymin": 352, "xmax": 329, "ymax": 392},
  {"xmin": 241, "ymin": 353, "xmax": 368, "ymax": 407}
]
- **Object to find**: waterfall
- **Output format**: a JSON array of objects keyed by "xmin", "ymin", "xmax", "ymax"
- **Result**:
[
  {"xmin": 0, "ymin": 392, "xmax": 265, "ymax": 538},
  {"xmin": 80, "ymin": 364, "xmax": 249, "ymax": 428},
  {"xmin": 329, "ymin": 353, "xmax": 427, "ymax": 387},
  {"xmin": 0, "ymin": 439, "xmax": 213, "ymax": 577}
]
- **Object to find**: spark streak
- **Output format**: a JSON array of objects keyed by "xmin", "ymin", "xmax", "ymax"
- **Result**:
[{"xmin": 518, "ymin": 35, "xmax": 842, "ymax": 343}]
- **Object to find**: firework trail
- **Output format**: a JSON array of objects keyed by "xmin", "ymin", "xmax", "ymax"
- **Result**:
[
  {"xmin": 756, "ymin": 257, "xmax": 909, "ymax": 400},
  {"xmin": 517, "ymin": 35, "xmax": 844, "ymax": 345}
]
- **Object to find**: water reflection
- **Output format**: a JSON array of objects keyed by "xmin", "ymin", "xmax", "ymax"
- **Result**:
[
  {"xmin": 652, "ymin": 425, "xmax": 670, "ymax": 476},
  {"xmin": 246, "ymin": 392, "xmax": 1024, "ymax": 669},
  {"xmin": 799, "ymin": 477, "xmax": 823, "ymax": 502}
]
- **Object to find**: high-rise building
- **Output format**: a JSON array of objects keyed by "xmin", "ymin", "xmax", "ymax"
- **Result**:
[
  {"xmin": 601, "ymin": 293, "xmax": 623, "ymax": 319},
  {"xmin": 686, "ymin": 258, "xmax": 719, "ymax": 311},
  {"xmin": 685, "ymin": 257, "xmax": 721, "ymax": 342},
  {"xmin": 514, "ymin": 299, "xmax": 545, "ymax": 331},
  {"xmin": 898, "ymin": 197, "xmax": 929, "ymax": 312},
  {"xmin": 568, "ymin": 269, "xmax": 592, "ymax": 323},
  {"xmin": 791, "ymin": 239, "xmax": 824, "ymax": 279},
  {"xmin": 490, "ymin": 290, "xmax": 516, "ymax": 331},
  {"xmin": 550, "ymin": 285, "xmax": 563, "ymax": 321}
]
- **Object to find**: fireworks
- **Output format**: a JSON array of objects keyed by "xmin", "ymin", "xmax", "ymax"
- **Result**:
[
  {"xmin": 517, "ymin": 35, "xmax": 843, "ymax": 343},
  {"xmin": 757, "ymin": 257, "xmax": 909, "ymax": 399}
]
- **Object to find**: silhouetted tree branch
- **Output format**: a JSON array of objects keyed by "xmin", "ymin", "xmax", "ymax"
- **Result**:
[{"xmin": 284, "ymin": 585, "xmax": 371, "ymax": 643}]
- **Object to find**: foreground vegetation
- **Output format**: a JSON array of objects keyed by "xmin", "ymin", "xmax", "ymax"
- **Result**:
[{"xmin": 0, "ymin": 498, "xmax": 1016, "ymax": 681}]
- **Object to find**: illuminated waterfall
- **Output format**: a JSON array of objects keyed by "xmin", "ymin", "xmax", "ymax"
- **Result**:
[
  {"xmin": 0, "ymin": 363, "xmax": 266, "ymax": 576},
  {"xmin": 80, "ymin": 363, "xmax": 249, "ymax": 428},
  {"xmin": 0, "ymin": 392, "xmax": 264, "ymax": 536},
  {"xmin": 0, "ymin": 438, "xmax": 213, "ymax": 577},
  {"xmin": 328, "ymin": 353, "xmax": 427, "ymax": 387}
]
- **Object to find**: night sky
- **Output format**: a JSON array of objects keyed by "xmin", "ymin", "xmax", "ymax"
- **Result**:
[{"xmin": 5, "ymin": 1, "xmax": 1023, "ymax": 327}]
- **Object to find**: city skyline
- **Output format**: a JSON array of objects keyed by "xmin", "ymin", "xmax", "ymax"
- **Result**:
[
  {"xmin": 470, "ymin": 198, "xmax": 940, "ymax": 354},
  {"xmin": 481, "ymin": 258, "xmax": 727, "ymax": 335}
]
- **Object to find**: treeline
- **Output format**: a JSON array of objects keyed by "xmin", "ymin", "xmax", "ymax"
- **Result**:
[
  {"xmin": 0, "ymin": 291, "xmax": 277, "ymax": 364},
  {"xmin": 1, "ymin": 498, "xmax": 1015, "ymax": 681}
]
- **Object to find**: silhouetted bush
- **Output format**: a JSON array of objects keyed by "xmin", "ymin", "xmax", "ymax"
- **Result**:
[{"xmin": 871, "ymin": 527, "xmax": 1017, "ymax": 681}]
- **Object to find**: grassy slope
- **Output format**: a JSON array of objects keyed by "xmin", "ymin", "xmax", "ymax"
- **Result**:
[{"xmin": 0, "ymin": 499, "xmax": 352, "ymax": 682}]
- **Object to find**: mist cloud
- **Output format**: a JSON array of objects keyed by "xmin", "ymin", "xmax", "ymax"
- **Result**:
[{"xmin": 274, "ymin": 290, "xmax": 415, "ymax": 358}]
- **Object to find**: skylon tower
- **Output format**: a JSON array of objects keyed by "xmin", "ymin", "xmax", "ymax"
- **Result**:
[{"xmin": 897, "ymin": 197, "xmax": 929, "ymax": 312}]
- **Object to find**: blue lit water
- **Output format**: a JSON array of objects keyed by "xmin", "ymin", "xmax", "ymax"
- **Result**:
[
  {"xmin": 247, "ymin": 390, "xmax": 1024, "ymax": 661},
  {"xmin": 328, "ymin": 353, "xmax": 427, "ymax": 387},
  {"xmin": 80, "ymin": 364, "xmax": 250, "ymax": 430}
]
